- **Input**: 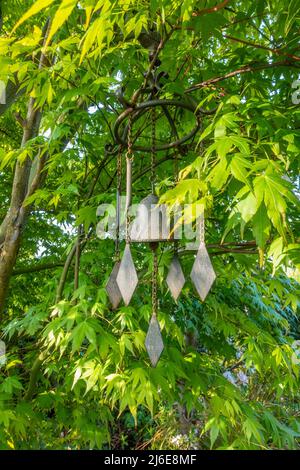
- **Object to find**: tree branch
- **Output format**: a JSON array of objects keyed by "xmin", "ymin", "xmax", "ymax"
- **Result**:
[
  {"xmin": 55, "ymin": 243, "xmax": 77, "ymax": 303},
  {"xmin": 24, "ymin": 351, "xmax": 47, "ymax": 401},
  {"xmin": 192, "ymin": 0, "xmax": 230, "ymax": 16},
  {"xmin": 186, "ymin": 59, "xmax": 297, "ymax": 92},
  {"xmin": 74, "ymin": 226, "xmax": 83, "ymax": 292},
  {"xmin": 224, "ymin": 34, "xmax": 300, "ymax": 62},
  {"xmin": 13, "ymin": 262, "xmax": 65, "ymax": 276},
  {"xmin": 131, "ymin": 26, "xmax": 175, "ymax": 104}
]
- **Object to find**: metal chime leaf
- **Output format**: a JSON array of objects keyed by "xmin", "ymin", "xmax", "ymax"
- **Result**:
[
  {"xmin": 106, "ymin": 262, "xmax": 122, "ymax": 310},
  {"xmin": 145, "ymin": 314, "xmax": 164, "ymax": 367},
  {"xmin": 116, "ymin": 244, "xmax": 138, "ymax": 306},
  {"xmin": 166, "ymin": 255, "xmax": 185, "ymax": 301},
  {"xmin": 190, "ymin": 242, "xmax": 216, "ymax": 301}
]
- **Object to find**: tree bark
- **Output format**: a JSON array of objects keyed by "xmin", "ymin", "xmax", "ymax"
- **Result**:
[
  {"xmin": 0, "ymin": 98, "xmax": 42, "ymax": 318},
  {"xmin": 0, "ymin": 80, "xmax": 25, "ymax": 117},
  {"xmin": 0, "ymin": 20, "xmax": 51, "ymax": 318}
]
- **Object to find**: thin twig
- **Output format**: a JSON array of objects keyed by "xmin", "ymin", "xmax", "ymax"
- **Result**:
[
  {"xmin": 224, "ymin": 34, "xmax": 300, "ymax": 62},
  {"xmin": 186, "ymin": 60, "xmax": 297, "ymax": 92},
  {"xmin": 192, "ymin": 0, "xmax": 231, "ymax": 17}
]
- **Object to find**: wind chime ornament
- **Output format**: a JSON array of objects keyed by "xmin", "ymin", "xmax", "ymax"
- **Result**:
[
  {"xmin": 115, "ymin": 116, "xmax": 139, "ymax": 307},
  {"xmin": 144, "ymin": 107, "xmax": 165, "ymax": 367},
  {"xmin": 191, "ymin": 211, "xmax": 216, "ymax": 301},
  {"xmin": 105, "ymin": 33, "xmax": 217, "ymax": 366},
  {"xmin": 166, "ymin": 153, "xmax": 186, "ymax": 302},
  {"xmin": 105, "ymin": 147, "xmax": 123, "ymax": 310},
  {"xmin": 145, "ymin": 243, "xmax": 164, "ymax": 367}
]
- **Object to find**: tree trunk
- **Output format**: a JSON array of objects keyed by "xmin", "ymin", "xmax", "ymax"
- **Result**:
[
  {"xmin": 0, "ymin": 98, "xmax": 42, "ymax": 317},
  {"xmin": 0, "ymin": 20, "xmax": 51, "ymax": 318}
]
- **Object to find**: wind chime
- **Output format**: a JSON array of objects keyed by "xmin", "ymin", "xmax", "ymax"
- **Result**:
[{"xmin": 105, "ymin": 39, "xmax": 216, "ymax": 367}]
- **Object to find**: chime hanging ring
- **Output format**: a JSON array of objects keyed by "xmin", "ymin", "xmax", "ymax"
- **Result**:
[{"xmin": 114, "ymin": 98, "xmax": 204, "ymax": 152}]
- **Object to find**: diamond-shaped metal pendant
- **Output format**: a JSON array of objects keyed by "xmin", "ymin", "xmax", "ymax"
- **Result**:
[
  {"xmin": 166, "ymin": 255, "xmax": 185, "ymax": 301},
  {"xmin": 106, "ymin": 262, "xmax": 122, "ymax": 310},
  {"xmin": 116, "ymin": 243, "xmax": 138, "ymax": 306},
  {"xmin": 191, "ymin": 242, "xmax": 216, "ymax": 301},
  {"xmin": 145, "ymin": 314, "xmax": 164, "ymax": 367}
]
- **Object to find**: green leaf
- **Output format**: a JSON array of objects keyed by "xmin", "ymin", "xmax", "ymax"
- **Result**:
[
  {"xmin": 268, "ymin": 237, "xmax": 285, "ymax": 275},
  {"xmin": 72, "ymin": 366, "xmax": 82, "ymax": 389},
  {"xmin": 235, "ymin": 191, "xmax": 258, "ymax": 223},
  {"xmin": 0, "ymin": 376, "xmax": 23, "ymax": 394},
  {"xmin": 71, "ymin": 322, "xmax": 90, "ymax": 353},
  {"xmin": 210, "ymin": 422, "xmax": 220, "ymax": 449},
  {"xmin": 45, "ymin": 0, "xmax": 78, "ymax": 48},
  {"xmin": 12, "ymin": 0, "xmax": 55, "ymax": 32},
  {"xmin": 228, "ymin": 135, "xmax": 250, "ymax": 154},
  {"xmin": 252, "ymin": 202, "xmax": 270, "ymax": 249},
  {"xmin": 215, "ymin": 137, "xmax": 233, "ymax": 158},
  {"xmin": 229, "ymin": 153, "xmax": 252, "ymax": 188},
  {"xmin": 242, "ymin": 417, "xmax": 264, "ymax": 443},
  {"xmin": 0, "ymin": 410, "xmax": 15, "ymax": 427},
  {"xmin": 80, "ymin": 16, "xmax": 107, "ymax": 62},
  {"xmin": 85, "ymin": 364, "xmax": 101, "ymax": 393},
  {"xmin": 207, "ymin": 156, "xmax": 230, "ymax": 190}
]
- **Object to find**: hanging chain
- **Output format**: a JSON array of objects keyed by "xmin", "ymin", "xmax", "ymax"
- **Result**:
[
  {"xmin": 117, "ymin": 145, "xmax": 122, "ymax": 192},
  {"xmin": 174, "ymin": 151, "xmax": 179, "ymax": 184},
  {"xmin": 150, "ymin": 103, "xmax": 158, "ymax": 317},
  {"xmin": 150, "ymin": 106, "xmax": 156, "ymax": 194},
  {"xmin": 152, "ymin": 246, "xmax": 158, "ymax": 316},
  {"xmin": 125, "ymin": 114, "xmax": 133, "ymax": 243},
  {"xmin": 126, "ymin": 114, "xmax": 133, "ymax": 162},
  {"xmin": 173, "ymin": 234, "xmax": 179, "ymax": 256},
  {"xmin": 197, "ymin": 118, "xmax": 205, "ymax": 246},
  {"xmin": 198, "ymin": 120, "xmax": 205, "ymax": 245},
  {"xmin": 173, "ymin": 146, "xmax": 179, "ymax": 255},
  {"xmin": 199, "ymin": 209, "xmax": 205, "ymax": 245},
  {"xmin": 115, "ymin": 145, "xmax": 122, "ymax": 261}
]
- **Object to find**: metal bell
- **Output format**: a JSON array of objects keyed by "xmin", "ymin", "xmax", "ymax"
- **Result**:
[{"xmin": 130, "ymin": 194, "xmax": 172, "ymax": 243}]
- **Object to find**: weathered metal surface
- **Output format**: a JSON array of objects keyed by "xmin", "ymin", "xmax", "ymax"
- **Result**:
[
  {"xmin": 190, "ymin": 242, "xmax": 216, "ymax": 301},
  {"xmin": 106, "ymin": 262, "xmax": 122, "ymax": 310},
  {"xmin": 145, "ymin": 314, "xmax": 164, "ymax": 367},
  {"xmin": 130, "ymin": 193, "xmax": 172, "ymax": 242},
  {"xmin": 166, "ymin": 255, "xmax": 185, "ymax": 301},
  {"xmin": 116, "ymin": 244, "xmax": 138, "ymax": 306}
]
